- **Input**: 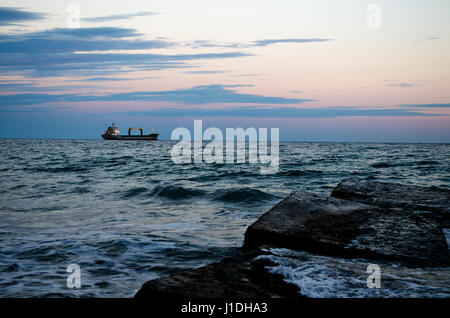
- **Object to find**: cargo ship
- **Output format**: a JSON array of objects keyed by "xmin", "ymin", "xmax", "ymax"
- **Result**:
[{"xmin": 101, "ymin": 123, "xmax": 159, "ymax": 140}]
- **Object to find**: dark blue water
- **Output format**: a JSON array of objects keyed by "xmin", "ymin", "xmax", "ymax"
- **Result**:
[{"xmin": 0, "ymin": 139, "xmax": 449, "ymax": 297}]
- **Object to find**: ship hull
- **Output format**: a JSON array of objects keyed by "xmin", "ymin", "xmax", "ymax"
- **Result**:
[{"xmin": 102, "ymin": 134, "xmax": 159, "ymax": 140}]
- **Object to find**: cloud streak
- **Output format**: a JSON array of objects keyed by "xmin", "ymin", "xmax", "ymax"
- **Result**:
[
  {"xmin": 0, "ymin": 26, "xmax": 249, "ymax": 77},
  {"xmin": 0, "ymin": 7, "xmax": 45, "ymax": 26},
  {"xmin": 0, "ymin": 51, "xmax": 249, "ymax": 77},
  {"xmin": 183, "ymin": 70, "xmax": 229, "ymax": 74},
  {"xmin": 119, "ymin": 106, "xmax": 445, "ymax": 118},
  {"xmin": 189, "ymin": 38, "xmax": 332, "ymax": 49},
  {"xmin": 386, "ymin": 82, "xmax": 419, "ymax": 88},
  {"xmin": 82, "ymin": 11, "xmax": 158, "ymax": 23},
  {"xmin": 400, "ymin": 103, "xmax": 450, "ymax": 108},
  {"xmin": 0, "ymin": 27, "xmax": 173, "ymax": 54},
  {"xmin": 0, "ymin": 84, "xmax": 310, "ymax": 106},
  {"xmin": 252, "ymin": 38, "xmax": 332, "ymax": 47},
  {"xmin": 0, "ymin": 82, "xmax": 102, "ymax": 92}
]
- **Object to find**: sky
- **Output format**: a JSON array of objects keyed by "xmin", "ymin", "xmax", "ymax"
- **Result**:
[{"xmin": 0, "ymin": 0, "xmax": 449, "ymax": 142}]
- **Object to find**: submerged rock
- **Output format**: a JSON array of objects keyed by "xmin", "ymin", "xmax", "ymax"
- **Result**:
[
  {"xmin": 243, "ymin": 190, "xmax": 450, "ymax": 267},
  {"xmin": 331, "ymin": 178, "xmax": 450, "ymax": 226},
  {"xmin": 135, "ymin": 252, "xmax": 301, "ymax": 299}
]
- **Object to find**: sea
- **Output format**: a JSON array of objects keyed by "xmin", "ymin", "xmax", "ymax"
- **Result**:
[{"xmin": 0, "ymin": 139, "xmax": 449, "ymax": 297}]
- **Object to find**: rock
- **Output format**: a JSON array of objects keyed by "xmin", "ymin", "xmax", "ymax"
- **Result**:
[
  {"xmin": 331, "ymin": 178, "xmax": 450, "ymax": 226},
  {"xmin": 136, "ymin": 180, "xmax": 450, "ymax": 299},
  {"xmin": 243, "ymin": 191, "xmax": 450, "ymax": 267},
  {"xmin": 135, "ymin": 251, "xmax": 302, "ymax": 299}
]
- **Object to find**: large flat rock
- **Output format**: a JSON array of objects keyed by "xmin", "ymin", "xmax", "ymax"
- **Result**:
[
  {"xmin": 331, "ymin": 178, "xmax": 450, "ymax": 226},
  {"xmin": 134, "ymin": 252, "xmax": 302, "ymax": 299},
  {"xmin": 136, "ymin": 180, "xmax": 450, "ymax": 299},
  {"xmin": 243, "ymin": 191, "xmax": 450, "ymax": 266}
]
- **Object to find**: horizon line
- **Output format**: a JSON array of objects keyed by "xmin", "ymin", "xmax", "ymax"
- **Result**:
[{"xmin": 1, "ymin": 137, "xmax": 449, "ymax": 145}]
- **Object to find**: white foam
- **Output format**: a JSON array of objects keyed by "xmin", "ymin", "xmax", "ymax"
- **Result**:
[{"xmin": 256, "ymin": 248, "xmax": 450, "ymax": 298}]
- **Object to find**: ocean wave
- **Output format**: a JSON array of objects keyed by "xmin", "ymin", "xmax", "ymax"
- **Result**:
[
  {"xmin": 9, "ymin": 184, "xmax": 27, "ymax": 190},
  {"xmin": 3, "ymin": 264, "xmax": 20, "ymax": 272},
  {"xmin": 97, "ymin": 239, "xmax": 129, "ymax": 256},
  {"xmin": 257, "ymin": 248, "xmax": 450, "ymax": 298},
  {"xmin": 71, "ymin": 186, "xmax": 90, "ymax": 194},
  {"xmin": 370, "ymin": 162, "xmax": 409, "ymax": 168},
  {"xmin": 213, "ymin": 187, "xmax": 276, "ymax": 204},
  {"xmin": 415, "ymin": 160, "xmax": 440, "ymax": 166},
  {"xmin": 24, "ymin": 165, "xmax": 90, "ymax": 173},
  {"xmin": 187, "ymin": 170, "xmax": 260, "ymax": 182},
  {"xmin": 88, "ymin": 267, "xmax": 122, "ymax": 276},
  {"xmin": 278, "ymin": 170, "xmax": 323, "ymax": 177},
  {"xmin": 151, "ymin": 185, "xmax": 206, "ymax": 200},
  {"xmin": 123, "ymin": 187, "xmax": 148, "ymax": 198},
  {"xmin": 369, "ymin": 161, "xmax": 438, "ymax": 168},
  {"xmin": 16, "ymin": 246, "xmax": 72, "ymax": 263}
]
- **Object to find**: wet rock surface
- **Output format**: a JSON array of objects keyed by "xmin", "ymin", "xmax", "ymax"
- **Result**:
[
  {"xmin": 331, "ymin": 178, "xmax": 450, "ymax": 226},
  {"xmin": 136, "ymin": 179, "xmax": 450, "ymax": 298},
  {"xmin": 135, "ymin": 251, "xmax": 301, "ymax": 299},
  {"xmin": 243, "ymin": 190, "xmax": 450, "ymax": 267}
]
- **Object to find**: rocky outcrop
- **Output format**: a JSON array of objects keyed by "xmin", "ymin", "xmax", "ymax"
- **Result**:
[
  {"xmin": 135, "ymin": 251, "xmax": 302, "ymax": 299},
  {"xmin": 136, "ymin": 179, "xmax": 450, "ymax": 298},
  {"xmin": 243, "ymin": 190, "xmax": 450, "ymax": 267},
  {"xmin": 331, "ymin": 178, "xmax": 450, "ymax": 227}
]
